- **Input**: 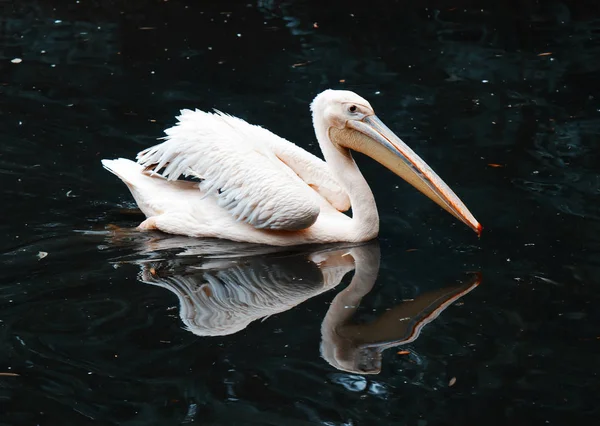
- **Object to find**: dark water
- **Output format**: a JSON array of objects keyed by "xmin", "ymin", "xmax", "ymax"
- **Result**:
[{"xmin": 2, "ymin": 0, "xmax": 600, "ymax": 424}]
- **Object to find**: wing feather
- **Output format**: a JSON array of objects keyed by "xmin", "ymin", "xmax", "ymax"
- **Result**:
[
  {"xmin": 137, "ymin": 109, "xmax": 332, "ymax": 231},
  {"xmin": 215, "ymin": 112, "xmax": 350, "ymax": 211}
]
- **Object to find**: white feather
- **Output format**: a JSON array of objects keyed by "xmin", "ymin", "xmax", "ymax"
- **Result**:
[{"xmin": 136, "ymin": 109, "xmax": 349, "ymax": 231}]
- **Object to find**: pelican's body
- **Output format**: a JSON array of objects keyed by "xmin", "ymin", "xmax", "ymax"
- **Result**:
[{"xmin": 103, "ymin": 90, "xmax": 481, "ymax": 246}]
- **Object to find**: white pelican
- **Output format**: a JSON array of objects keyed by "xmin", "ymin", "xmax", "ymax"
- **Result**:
[{"xmin": 102, "ymin": 90, "xmax": 481, "ymax": 246}]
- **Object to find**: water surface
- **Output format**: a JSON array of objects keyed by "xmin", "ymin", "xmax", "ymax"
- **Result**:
[{"xmin": 1, "ymin": 0, "xmax": 599, "ymax": 424}]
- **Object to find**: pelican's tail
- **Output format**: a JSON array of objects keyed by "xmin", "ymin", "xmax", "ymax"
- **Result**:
[
  {"xmin": 102, "ymin": 158, "xmax": 157, "ymax": 217},
  {"xmin": 101, "ymin": 158, "xmax": 158, "ymax": 187},
  {"xmin": 102, "ymin": 158, "xmax": 200, "ymax": 220}
]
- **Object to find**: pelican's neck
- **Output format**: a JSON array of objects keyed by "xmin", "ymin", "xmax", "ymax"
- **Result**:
[{"xmin": 313, "ymin": 117, "xmax": 379, "ymax": 240}]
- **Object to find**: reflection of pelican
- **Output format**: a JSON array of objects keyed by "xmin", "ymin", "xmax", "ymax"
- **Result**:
[
  {"xmin": 321, "ymin": 258, "xmax": 480, "ymax": 375},
  {"xmin": 126, "ymin": 234, "xmax": 479, "ymax": 374},
  {"xmin": 102, "ymin": 90, "xmax": 481, "ymax": 246},
  {"xmin": 137, "ymin": 242, "xmax": 361, "ymax": 336}
]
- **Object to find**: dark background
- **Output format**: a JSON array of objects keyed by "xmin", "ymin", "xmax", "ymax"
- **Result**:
[{"xmin": 1, "ymin": 0, "xmax": 599, "ymax": 424}]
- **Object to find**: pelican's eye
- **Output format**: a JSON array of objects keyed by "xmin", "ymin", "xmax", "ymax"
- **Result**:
[{"xmin": 348, "ymin": 105, "xmax": 357, "ymax": 113}]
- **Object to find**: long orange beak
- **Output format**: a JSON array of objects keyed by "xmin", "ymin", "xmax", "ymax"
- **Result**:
[{"xmin": 341, "ymin": 115, "xmax": 482, "ymax": 235}]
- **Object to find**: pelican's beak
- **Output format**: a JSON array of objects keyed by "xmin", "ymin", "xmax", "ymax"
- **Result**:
[{"xmin": 333, "ymin": 115, "xmax": 482, "ymax": 235}]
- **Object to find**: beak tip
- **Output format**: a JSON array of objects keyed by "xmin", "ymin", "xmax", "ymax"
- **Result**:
[{"xmin": 475, "ymin": 223, "xmax": 483, "ymax": 236}]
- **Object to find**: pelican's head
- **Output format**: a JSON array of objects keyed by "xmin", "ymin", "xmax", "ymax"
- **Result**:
[{"xmin": 311, "ymin": 89, "xmax": 482, "ymax": 235}]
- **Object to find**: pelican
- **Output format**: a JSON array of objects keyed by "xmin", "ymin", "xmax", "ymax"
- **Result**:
[{"xmin": 102, "ymin": 90, "xmax": 481, "ymax": 246}]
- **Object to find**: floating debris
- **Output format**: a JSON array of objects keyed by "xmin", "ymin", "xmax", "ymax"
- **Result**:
[
  {"xmin": 537, "ymin": 52, "xmax": 553, "ymax": 56},
  {"xmin": 292, "ymin": 61, "xmax": 311, "ymax": 68},
  {"xmin": 488, "ymin": 163, "xmax": 504, "ymax": 168},
  {"xmin": 37, "ymin": 251, "xmax": 48, "ymax": 260},
  {"xmin": 11, "ymin": 58, "xmax": 22, "ymax": 64},
  {"xmin": 397, "ymin": 350, "xmax": 410, "ymax": 355},
  {"xmin": 0, "ymin": 372, "xmax": 20, "ymax": 377},
  {"xmin": 449, "ymin": 377, "xmax": 457, "ymax": 386}
]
